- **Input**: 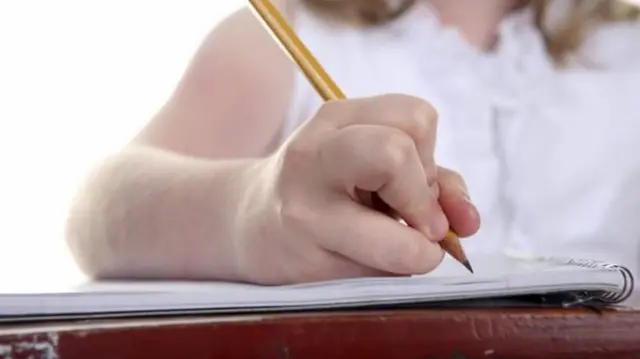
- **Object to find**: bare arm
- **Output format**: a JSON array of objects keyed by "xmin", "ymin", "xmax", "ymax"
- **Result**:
[{"xmin": 65, "ymin": 3, "xmax": 295, "ymax": 280}]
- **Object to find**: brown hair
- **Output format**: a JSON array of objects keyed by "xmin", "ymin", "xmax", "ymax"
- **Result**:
[{"xmin": 302, "ymin": 0, "xmax": 640, "ymax": 64}]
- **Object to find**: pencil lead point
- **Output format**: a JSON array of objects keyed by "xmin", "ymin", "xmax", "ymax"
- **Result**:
[{"xmin": 462, "ymin": 261, "xmax": 474, "ymax": 274}]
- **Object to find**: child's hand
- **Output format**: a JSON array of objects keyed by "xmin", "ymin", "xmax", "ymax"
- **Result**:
[{"xmin": 235, "ymin": 94, "xmax": 480, "ymax": 285}]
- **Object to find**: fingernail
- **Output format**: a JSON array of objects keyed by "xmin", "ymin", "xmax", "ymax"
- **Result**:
[{"xmin": 461, "ymin": 188, "xmax": 472, "ymax": 202}]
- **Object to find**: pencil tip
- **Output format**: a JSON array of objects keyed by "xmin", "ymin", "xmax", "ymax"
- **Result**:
[{"xmin": 462, "ymin": 261, "xmax": 474, "ymax": 274}]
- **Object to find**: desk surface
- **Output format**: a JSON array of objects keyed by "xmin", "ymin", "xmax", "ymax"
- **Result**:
[{"xmin": 1, "ymin": 295, "xmax": 640, "ymax": 359}]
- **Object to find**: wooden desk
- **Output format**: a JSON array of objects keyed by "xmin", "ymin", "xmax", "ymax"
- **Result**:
[{"xmin": 1, "ymin": 295, "xmax": 639, "ymax": 359}]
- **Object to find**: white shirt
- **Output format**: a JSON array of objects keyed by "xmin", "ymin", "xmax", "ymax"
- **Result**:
[{"xmin": 280, "ymin": 2, "xmax": 640, "ymax": 272}]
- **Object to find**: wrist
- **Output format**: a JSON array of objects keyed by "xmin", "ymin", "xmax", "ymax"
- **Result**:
[
  {"xmin": 181, "ymin": 157, "xmax": 267, "ymax": 281},
  {"xmin": 226, "ymin": 156, "xmax": 278, "ymax": 282}
]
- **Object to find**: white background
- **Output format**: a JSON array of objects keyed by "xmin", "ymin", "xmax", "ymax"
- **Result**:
[{"xmin": 0, "ymin": 1, "xmax": 243, "ymax": 286}]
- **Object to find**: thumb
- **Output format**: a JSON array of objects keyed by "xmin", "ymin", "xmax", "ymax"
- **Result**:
[{"xmin": 437, "ymin": 167, "xmax": 481, "ymax": 238}]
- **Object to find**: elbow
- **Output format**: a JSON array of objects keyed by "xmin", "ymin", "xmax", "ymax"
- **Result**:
[
  {"xmin": 64, "ymin": 200, "xmax": 113, "ymax": 280},
  {"xmin": 64, "ymin": 153, "xmax": 135, "ymax": 279},
  {"xmin": 64, "ymin": 207, "xmax": 110, "ymax": 280}
]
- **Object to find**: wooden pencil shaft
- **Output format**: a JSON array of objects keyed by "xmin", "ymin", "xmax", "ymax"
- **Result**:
[{"xmin": 247, "ymin": 0, "xmax": 344, "ymax": 101}]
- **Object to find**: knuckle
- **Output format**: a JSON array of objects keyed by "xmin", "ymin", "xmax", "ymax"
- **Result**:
[
  {"xmin": 409, "ymin": 100, "xmax": 438, "ymax": 139},
  {"xmin": 377, "ymin": 131, "xmax": 415, "ymax": 172},
  {"xmin": 377, "ymin": 94, "xmax": 438, "ymax": 140}
]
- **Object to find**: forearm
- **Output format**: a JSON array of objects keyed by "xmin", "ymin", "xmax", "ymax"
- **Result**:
[{"xmin": 65, "ymin": 144, "xmax": 261, "ymax": 281}]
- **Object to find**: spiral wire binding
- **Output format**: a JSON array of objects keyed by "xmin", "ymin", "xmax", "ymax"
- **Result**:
[
  {"xmin": 505, "ymin": 249, "xmax": 635, "ymax": 304},
  {"xmin": 563, "ymin": 258, "xmax": 635, "ymax": 304}
]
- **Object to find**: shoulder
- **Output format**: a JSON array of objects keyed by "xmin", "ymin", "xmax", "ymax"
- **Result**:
[
  {"xmin": 198, "ymin": 0, "xmax": 295, "ymax": 87},
  {"xmin": 575, "ymin": 20, "xmax": 640, "ymax": 70}
]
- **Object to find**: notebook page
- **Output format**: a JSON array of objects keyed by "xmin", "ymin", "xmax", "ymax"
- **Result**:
[
  {"xmin": 0, "ymin": 253, "xmax": 626, "ymax": 316},
  {"xmin": 1, "ymin": 270, "xmax": 620, "ymax": 316}
]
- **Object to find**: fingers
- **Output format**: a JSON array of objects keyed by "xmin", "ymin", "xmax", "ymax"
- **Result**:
[
  {"xmin": 321, "ymin": 199, "xmax": 445, "ymax": 275},
  {"xmin": 311, "ymin": 94, "xmax": 440, "ymax": 185},
  {"xmin": 437, "ymin": 167, "xmax": 481, "ymax": 238},
  {"xmin": 318, "ymin": 124, "xmax": 449, "ymax": 241}
]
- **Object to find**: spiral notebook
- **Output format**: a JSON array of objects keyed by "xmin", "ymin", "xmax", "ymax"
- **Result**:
[{"xmin": 0, "ymin": 251, "xmax": 634, "ymax": 321}]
